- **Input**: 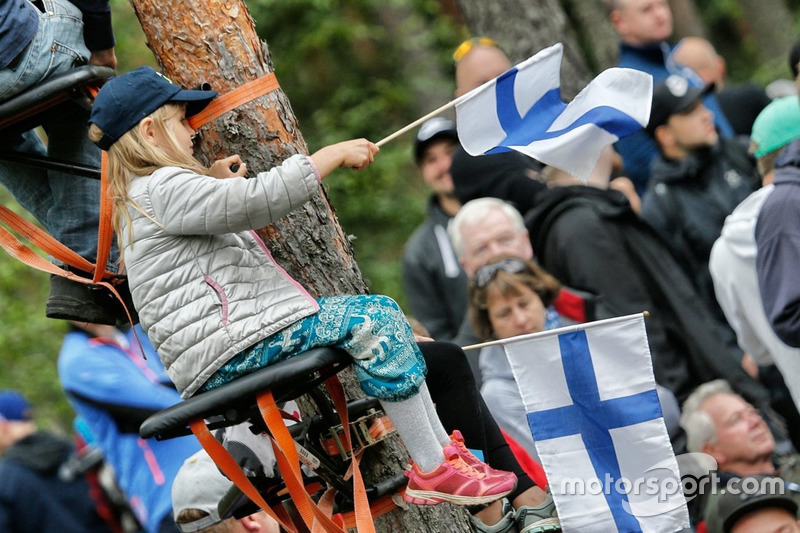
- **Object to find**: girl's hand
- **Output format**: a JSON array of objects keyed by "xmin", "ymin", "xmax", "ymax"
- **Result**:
[
  {"xmin": 337, "ymin": 139, "xmax": 379, "ymax": 171},
  {"xmin": 209, "ymin": 155, "xmax": 247, "ymax": 179},
  {"xmin": 310, "ymin": 139, "xmax": 379, "ymax": 179}
]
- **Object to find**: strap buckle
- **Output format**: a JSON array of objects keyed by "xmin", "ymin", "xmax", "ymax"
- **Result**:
[{"xmin": 324, "ymin": 409, "xmax": 395, "ymax": 460}]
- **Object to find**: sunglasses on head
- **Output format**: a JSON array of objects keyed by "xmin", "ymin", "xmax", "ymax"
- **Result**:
[
  {"xmin": 453, "ymin": 37, "xmax": 500, "ymax": 62},
  {"xmin": 472, "ymin": 257, "xmax": 528, "ymax": 289}
]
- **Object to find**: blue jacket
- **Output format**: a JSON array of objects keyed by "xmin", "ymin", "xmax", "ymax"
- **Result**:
[
  {"xmin": 58, "ymin": 325, "xmax": 200, "ymax": 533},
  {"xmin": 613, "ymin": 41, "xmax": 734, "ymax": 196},
  {"xmin": 756, "ymin": 139, "xmax": 800, "ymax": 348},
  {"xmin": 0, "ymin": 431, "xmax": 113, "ymax": 533},
  {"xmin": 0, "ymin": 0, "xmax": 113, "ymax": 69}
]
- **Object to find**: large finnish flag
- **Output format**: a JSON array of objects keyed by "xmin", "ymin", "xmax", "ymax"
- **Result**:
[
  {"xmin": 503, "ymin": 314, "xmax": 689, "ymax": 532},
  {"xmin": 455, "ymin": 43, "xmax": 652, "ymax": 180}
]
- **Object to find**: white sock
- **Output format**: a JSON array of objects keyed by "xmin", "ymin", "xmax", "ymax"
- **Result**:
[
  {"xmin": 418, "ymin": 382, "xmax": 451, "ymax": 446},
  {"xmin": 379, "ymin": 393, "xmax": 446, "ymax": 472}
]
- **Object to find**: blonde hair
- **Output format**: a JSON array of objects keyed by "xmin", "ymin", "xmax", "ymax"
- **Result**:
[{"xmin": 88, "ymin": 103, "xmax": 208, "ymax": 255}]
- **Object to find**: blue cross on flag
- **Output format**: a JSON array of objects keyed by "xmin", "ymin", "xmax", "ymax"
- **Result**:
[
  {"xmin": 455, "ymin": 43, "xmax": 652, "ymax": 181},
  {"xmin": 502, "ymin": 313, "xmax": 689, "ymax": 532}
]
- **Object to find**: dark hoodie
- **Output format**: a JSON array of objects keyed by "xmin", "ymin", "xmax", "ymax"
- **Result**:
[
  {"xmin": 450, "ymin": 148, "xmax": 767, "ymax": 405},
  {"xmin": 0, "ymin": 431, "xmax": 112, "ymax": 533}
]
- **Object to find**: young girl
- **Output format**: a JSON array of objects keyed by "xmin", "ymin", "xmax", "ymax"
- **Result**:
[{"xmin": 87, "ymin": 66, "xmax": 515, "ymax": 507}]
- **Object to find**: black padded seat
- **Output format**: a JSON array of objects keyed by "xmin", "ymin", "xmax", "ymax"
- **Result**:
[
  {"xmin": 0, "ymin": 65, "xmax": 114, "ymax": 178},
  {"xmin": 139, "ymin": 347, "xmax": 351, "ymax": 441},
  {"xmin": 0, "ymin": 64, "xmax": 114, "ymax": 138}
]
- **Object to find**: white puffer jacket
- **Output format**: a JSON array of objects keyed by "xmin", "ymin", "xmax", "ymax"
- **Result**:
[{"xmin": 123, "ymin": 154, "xmax": 321, "ymax": 397}]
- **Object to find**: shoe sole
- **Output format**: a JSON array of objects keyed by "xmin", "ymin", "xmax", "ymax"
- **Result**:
[
  {"xmin": 519, "ymin": 518, "xmax": 562, "ymax": 533},
  {"xmin": 403, "ymin": 485, "xmax": 514, "ymax": 507}
]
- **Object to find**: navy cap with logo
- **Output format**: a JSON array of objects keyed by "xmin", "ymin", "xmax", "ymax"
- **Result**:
[
  {"xmin": 414, "ymin": 117, "xmax": 459, "ymax": 165},
  {"xmin": 646, "ymin": 75, "xmax": 715, "ymax": 137},
  {"xmin": 89, "ymin": 66, "xmax": 218, "ymax": 150}
]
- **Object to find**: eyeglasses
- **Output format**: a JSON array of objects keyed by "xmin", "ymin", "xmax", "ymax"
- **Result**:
[
  {"xmin": 471, "ymin": 257, "xmax": 528, "ymax": 289},
  {"xmin": 453, "ymin": 37, "xmax": 500, "ymax": 63}
]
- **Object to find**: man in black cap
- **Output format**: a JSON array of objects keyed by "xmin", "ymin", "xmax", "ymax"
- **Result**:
[
  {"xmin": 401, "ymin": 117, "xmax": 467, "ymax": 341},
  {"xmin": 705, "ymin": 475, "xmax": 799, "ymax": 533},
  {"xmin": 641, "ymin": 75, "xmax": 760, "ymax": 339}
]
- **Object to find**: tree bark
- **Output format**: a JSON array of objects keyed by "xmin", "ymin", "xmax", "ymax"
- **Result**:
[
  {"xmin": 559, "ymin": 0, "xmax": 619, "ymax": 72},
  {"xmin": 736, "ymin": 0, "xmax": 795, "ymax": 65},
  {"xmin": 126, "ymin": 0, "xmax": 471, "ymax": 530},
  {"xmin": 668, "ymin": 0, "xmax": 706, "ymax": 39},
  {"xmin": 453, "ymin": 0, "xmax": 593, "ymax": 98}
]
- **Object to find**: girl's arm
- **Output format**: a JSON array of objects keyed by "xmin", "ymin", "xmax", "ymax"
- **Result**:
[{"xmin": 310, "ymin": 139, "xmax": 379, "ymax": 179}]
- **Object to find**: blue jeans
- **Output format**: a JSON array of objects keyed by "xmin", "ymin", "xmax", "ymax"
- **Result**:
[{"xmin": 0, "ymin": 0, "xmax": 117, "ymax": 268}]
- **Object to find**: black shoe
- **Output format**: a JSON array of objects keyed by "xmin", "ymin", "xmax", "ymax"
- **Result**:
[{"xmin": 46, "ymin": 273, "xmax": 138, "ymax": 325}]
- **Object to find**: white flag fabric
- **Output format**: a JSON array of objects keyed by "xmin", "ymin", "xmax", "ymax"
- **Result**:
[
  {"xmin": 455, "ymin": 43, "xmax": 652, "ymax": 181},
  {"xmin": 502, "ymin": 314, "xmax": 689, "ymax": 533}
]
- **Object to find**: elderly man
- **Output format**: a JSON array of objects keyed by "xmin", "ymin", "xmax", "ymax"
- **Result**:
[{"xmin": 680, "ymin": 380, "xmax": 800, "ymax": 526}]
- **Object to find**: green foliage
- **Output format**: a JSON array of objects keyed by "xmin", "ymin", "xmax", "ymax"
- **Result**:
[
  {"xmin": 0, "ymin": 190, "xmax": 71, "ymax": 430},
  {"xmin": 249, "ymin": 0, "xmax": 461, "ymax": 307}
]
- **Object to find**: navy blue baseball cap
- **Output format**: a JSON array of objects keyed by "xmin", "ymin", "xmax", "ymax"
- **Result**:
[
  {"xmin": 0, "ymin": 390, "xmax": 31, "ymax": 421},
  {"xmin": 90, "ymin": 66, "xmax": 218, "ymax": 150}
]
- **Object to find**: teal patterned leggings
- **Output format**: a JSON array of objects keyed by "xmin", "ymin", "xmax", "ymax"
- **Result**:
[{"xmin": 200, "ymin": 295, "xmax": 427, "ymax": 401}]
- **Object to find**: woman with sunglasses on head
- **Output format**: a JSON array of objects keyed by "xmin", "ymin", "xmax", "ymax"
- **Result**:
[
  {"xmin": 468, "ymin": 256, "xmax": 564, "ymax": 466},
  {"xmin": 468, "ymin": 256, "xmax": 684, "ymax": 464}
]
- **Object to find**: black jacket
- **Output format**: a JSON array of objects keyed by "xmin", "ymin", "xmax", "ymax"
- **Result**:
[
  {"xmin": 642, "ymin": 137, "xmax": 760, "ymax": 311},
  {"xmin": 0, "ymin": 431, "xmax": 112, "ymax": 533}
]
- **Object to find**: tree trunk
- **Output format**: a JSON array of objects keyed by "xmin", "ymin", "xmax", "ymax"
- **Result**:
[
  {"xmin": 559, "ymin": 0, "xmax": 619, "ymax": 72},
  {"xmin": 126, "ymin": 0, "xmax": 471, "ymax": 530},
  {"xmin": 736, "ymin": 0, "xmax": 795, "ymax": 65},
  {"xmin": 668, "ymin": 0, "xmax": 706, "ymax": 39},
  {"xmin": 453, "ymin": 0, "xmax": 593, "ymax": 98}
]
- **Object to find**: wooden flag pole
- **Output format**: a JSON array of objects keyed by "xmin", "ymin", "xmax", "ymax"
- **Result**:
[{"xmin": 374, "ymin": 99, "xmax": 458, "ymax": 147}]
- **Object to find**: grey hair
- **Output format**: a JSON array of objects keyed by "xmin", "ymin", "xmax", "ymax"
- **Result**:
[
  {"xmin": 680, "ymin": 379, "xmax": 735, "ymax": 453},
  {"xmin": 448, "ymin": 197, "xmax": 526, "ymax": 259}
]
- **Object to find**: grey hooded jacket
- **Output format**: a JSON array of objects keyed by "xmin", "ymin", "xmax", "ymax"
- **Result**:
[{"xmin": 123, "ymin": 154, "xmax": 321, "ymax": 397}]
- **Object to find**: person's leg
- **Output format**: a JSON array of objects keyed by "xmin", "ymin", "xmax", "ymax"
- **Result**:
[
  {"xmin": 420, "ymin": 341, "xmax": 536, "ymax": 492},
  {"xmin": 201, "ymin": 295, "xmax": 516, "ymax": 506},
  {"xmin": 0, "ymin": 0, "xmax": 124, "ymax": 323},
  {"xmin": 419, "ymin": 341, "xmax": 560, "ymax": 532},
  {"xmin": 38, "ymin": 0, "xmax": 117, "ymax": 267}
]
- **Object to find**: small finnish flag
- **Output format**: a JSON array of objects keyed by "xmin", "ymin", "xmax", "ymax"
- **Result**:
[{"xmin": 455, "ymin": 43, "xmax": 652, "ymax": 180}]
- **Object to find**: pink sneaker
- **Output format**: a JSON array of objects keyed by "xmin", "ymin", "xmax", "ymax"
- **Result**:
[
  {"xmin": 449, "ymin": 430, "xmax": 505, "ymax": 477},
  {"xmin": 403, "ymin": 443, "xmax": 517, "ymax": 506}
]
